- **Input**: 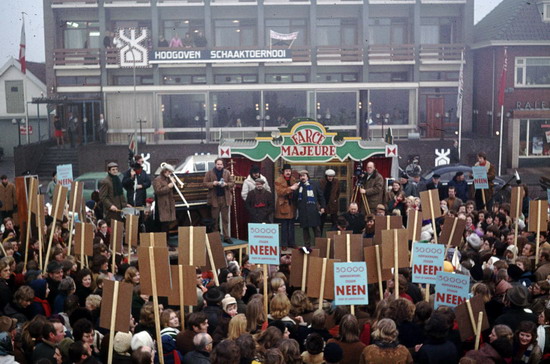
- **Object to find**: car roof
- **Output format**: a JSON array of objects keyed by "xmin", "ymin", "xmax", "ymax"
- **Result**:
[{"xmin": 75, "ymin": 172, "xmax": 108, "ymax": 180}]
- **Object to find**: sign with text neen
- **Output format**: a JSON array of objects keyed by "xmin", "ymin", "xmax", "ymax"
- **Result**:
[
  {"xmin": 434, "ymin": 271, "xmax": 470, "ymax": 309},
  {"xmin": 411, "ymin": 242, "xmax": 445, "ymax": 285},
  {"xmin": 334, "ymin": 262, "xmax": 369, "ymax": 306},
  {"xmin": 56, "ymin": 164, "xmax": 74, "ymax": 189},
  {"xmin": 248, "ymin": 223, "xmax": 279, "ymax": 265},
  {"xmin": 472, "ymin": 166, "xmax": 489, "ymax": 190}
]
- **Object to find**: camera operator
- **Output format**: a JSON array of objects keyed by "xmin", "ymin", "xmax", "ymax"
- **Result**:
[
  {"xmin": 357, "ymin": 161, "xmax": 385, "ymax": 213},
  {"xmin": 122, "ymin": 154, "xmax": 151, "ymax": 208}
]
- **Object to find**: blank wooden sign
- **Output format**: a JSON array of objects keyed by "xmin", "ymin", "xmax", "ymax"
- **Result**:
[
  {"xmin": 137, "ymin": 246, "xmax": 172, "ymax": 297},
  {"xmin": 50, "ymin": 184, "xmax": 68, "ymax": 222},
  {"xmin": 289, "ymin": 248, "xmax": 320, "ymax": 288},
  {"xmin": 333, "ymin": 234, "xmax": 364, "ymax": 262},
  {"xmin": 125, "ymin": 215, "xmax": 139, "ymax": 247},
  {"xmin": 326, "ymin": 230, "xmax": 352, "ymax": 240},
  {"xmin": 204, "ymin": 232, "xmax": 227, "ymax": 272},
  {"xmin": 168, "ymin": 265, "xmax": 199, "ymax": 306},
  {"xmin": 74, "ymin": 223, "xmax": 94, "ymax": 256},
  {"xmin": 364, "ymin": 246, "xmax": 392, "ymax": 283},
  {"xmin": 440, "ymin": 217, "xmax": 467, "ymax": 247},
  {"xmin": 69, "ymin": 181, "xmax": 84, "ymax": 213},
  {"xmin": 529, "ymin": 200, "xmax": 548, "ymax": 232},
  {"xmin": 420, "ymin": 189, "xmax": 442, "ymax": 219},
  {"xmin": 306, "ymin": 257, "xmax": 339, "ymax": 301},
  {"xmin": 510, "ymin": 186, "xmax": 524, "ymax": 219},
  {"xmin": 140, "ymin": 232, "xmax": 167, "ymax": 247},
  {"xmin": 374, "ymin": 215, "xmax": 402, "ymax": 244},
  {"xmin": 381, "ymin": 229, "xmax": 409, "ymax": 269},
  {"xmin": 99, "ymin": 280, "xmax": 134, "ymax": 332},
  {"xmin": 178, "ymin": 226, "xmax": 207, "ymax": 267},
  {"xmin": 111, "ymin": 219, "xmax": 124, "ymax": 254},
  {"xmin": 315, "ymin": 238, "xmax": 334, "ymax": 259},
  {"xmin": 407, "ymin": 210, "xmax": 423, "ymax": 242}
]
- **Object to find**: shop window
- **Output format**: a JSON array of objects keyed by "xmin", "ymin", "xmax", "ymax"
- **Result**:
[
  {"xmin": 263, "ymin": 91, "xmax": 307, "ymax": 127},
  {"xmin": 316, "ymin": 92, "xmax": 357, "ymax": 126},
  {"xmin": 519, "ymin": 119, "xmax": 550, "ymax": 157},
  {"xmin": 369, "ymin": 89, "xmax": 411, "ymax": 126},
  {"xmin": 211, "ymin": 91, "xmax": 261, "ymax": 127},
  {"xmin": 161, "ymin": 94, "xmax": 207, "ymax": 139},
  {"xmin": 515, "ymin": 57, "xmax": 550, "ymax": 87}
]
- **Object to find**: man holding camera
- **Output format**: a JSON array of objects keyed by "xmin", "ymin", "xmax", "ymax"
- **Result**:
[
  {"xmin": 122, "ymin": 154, "xmax": 151, "ymax": 208},
  {"xmin": 204, "ymin": 158, "xmax": 235, "ymax": 243},
  {"xmin": 358, "ymin": 161, "xmax": 385, "ymax": 213}
]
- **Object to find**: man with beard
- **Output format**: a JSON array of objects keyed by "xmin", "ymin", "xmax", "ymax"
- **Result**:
[
  {"xmin": 245, "ymin": 179, "xmax": 274, "ymax": 224},
  {"xmin": 319, "ymin": 169, "xmax": 340, "ymax": 233},
  {"xmin": 204, "ymin": 158, "xmax": 235, "ymax": 243},
  {"xmin": 358, "ymin": 162, "xmax": 385, "ymax": 213},
  {"xmin": 294, "ymin": 170, "xmax": 325, "ymax": 247},
  {"xmin": 274, "ymin": 164, "xmax": 299, "ymax": 249},
  {"xmin": 99, "ymin": 162, "xmax": 128, "ymax": 223}
]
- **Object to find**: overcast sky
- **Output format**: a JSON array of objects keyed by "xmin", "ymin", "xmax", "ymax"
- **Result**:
[{"xmin": 0, "ymin": 0, "xmax": 504, "ymax": 64}]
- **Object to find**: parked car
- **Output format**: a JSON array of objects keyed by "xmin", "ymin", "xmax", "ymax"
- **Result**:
[
  {"xmin": 421, "ymin": 164, "xmax": 511, "ymax": 202},
  {"xmin": 75, "ymin": 172, "xmax": 154, "ymax": 202}
]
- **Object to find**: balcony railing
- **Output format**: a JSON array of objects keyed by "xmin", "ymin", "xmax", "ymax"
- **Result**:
[
  {"xmin": 104, "ymin": 0, "xmax": 151, "ymax": 6},
  {"xmin": 317, "ymin": 46, "xmax": 363, "ymax": 63},
  {"xmin": 420, "ymin": 44, "xmax": 464, "ymax": 63},
  {"xmin": 264, "ymin": 0, "xmax": 311, "ymax": 4},
  {"xmin": 421, "ymin": 0, "xmax": 466, "ymax": 3},
  {"xmin": 368, "ymin": 44, "xmax": 415, "ymax": 64},
  {"xmin": 51, "ymin": 0, "xmax": 98, "ymax": 7},
  {"xmin": 368, "ymin": 0, "xmax": 415, "ymax": 4},
  {"xmin": 157, "ymin": 0, "xmax": 204, "ymax": 5},
  {"xmin": 210, "ymin": 0, "xmax": 257, "ymax": 4},
  {"xmin": 53, "ymin": 49, "xmax": 100, "ymax": 67}
]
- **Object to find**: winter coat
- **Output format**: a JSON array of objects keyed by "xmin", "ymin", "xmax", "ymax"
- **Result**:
[
  {"xmin": 415, "ymin": 338, "xmax": 458, "ymax": 364},
  {"xmin": 245, "ymin": 188, "xmax": 274, "ymax": 223},
  {"xmin": 293, "ymin": 180, "xmax": 326, "ymax": 228},
  {"xmin": 447, "ymin": 177, "xmax": 469, "ymax": 202},
  {"xmin": 474, "ymin": 160, "xmax": 496, "ymax": 199},
  {"xmin": 182, "ymin": 350, "xmax": 210, "ymax": 364},
  {"xmin": 241, "ymin": 175, "xmax": 271, "ymax": 201},
  {"xmin": 122, "ymin": 168, "xmax": 151, "ymax": 206},
  {"xmin": 153, "ymin": 174, "xmax": 176, "ymax": 223},
  {"xmin": 99, "ymin": 173, "xmax": 127, "ymax": 222},
  {"xmin": 0, "ymin": 280, "xmax": 12, "ymax": 313},
  {"xmin": 159, "ymin": 335, "xmax": 184, "ymax": 364},
  {"xmin": 319, "ymin": 177, "xmax": 340, "ymax": 214},
  {"xmin": 463, "ymin": 343, "xmax": 506, "ymax": 364},
  {"xmin": 359, "ymin": 170, "xmax": 385, "ymax": 211},
  {"xmin": 342, "ymin": 211, "xmax": 365, "ymax": 234},
  {"xmin": 274, "ymin": 175, "xmax": 297, "ymax": 220},
  {"xmin": 203, "ymin": 168, "xmax": 234, "ymax": 207},
  {"xmin": 359, "ymin": 341, "xmax": 413, "ymax": 364},
  {"xmin": 0, "ymin": 182, "xmax": 16, "ymax": 212}
]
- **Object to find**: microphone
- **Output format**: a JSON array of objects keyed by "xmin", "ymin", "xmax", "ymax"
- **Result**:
[{"xmin": 514, "ymin": 170, "xmax": 521, "ymax": 185}]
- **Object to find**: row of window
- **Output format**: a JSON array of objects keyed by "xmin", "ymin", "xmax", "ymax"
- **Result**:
[
  {"xmin": 57, "ymin": 71, "xmax": 462, "ymax": 86},
  {"xmin": 62, "ymin": 17, "xmax": 461, "ymax": 49}
]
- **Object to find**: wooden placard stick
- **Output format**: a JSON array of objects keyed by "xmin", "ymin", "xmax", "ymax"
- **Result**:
[
  {"xmin": 301, "ymin": 254, "xmax": 309, "ymax": 289},
  {"xmin": 111, "ymin": 220, "xmax": 123, "ymax": 274},
  {"xmin": 326, "ymin": 238, "xmax": 331, "ymax": 258},
  {"xmin": 44, "ymin": 184, "xmax": 67, "ymax": 272},
  {"xmin": 444, "ymin": 218, "xmax": 459, "ymax": 258},
  {"xmin": 67, "ymin": 181, "xmax": 83, "ymax": 256},
  {"xmin": 125, "ymin": 214, "xmax": 139, "ymax": 260},
  {"xmin": 474, "ymin": 311, "xmax": 484, "ymax": 350},
  {"xmin": 36, "ymin": 194, "xmax": 44, "ymax": 270},
  {"xmin": 481, "ymin": 189, "xmax": 486, "ymax": 208},
  {"xmin": 529, "ymin": 200, "xmax": 548, "ymax": 266},
  {"xmin": 106, "ymin": 280, "xmax": 119, "ymax": 364},
  {"xmin": 178, "ymin": 265, "xmax": 185, "ymax": 331},
  {"xmin": 345, "ymin": 235, "xmax": 355, "ymax": 315},
  {"xmin": 393, "ymin": 230, "xmax": 399, "ymax": 299},
  {"xmin": 205, "ymin": 236, "xmax": 220, "ymax": 286},
  {"xmin": 465, "ymin": 299, "xmax": 477, "ymax": 333},
  {"xmin": 24, "ymin": 178, "xmax": 38, "ymax": 266},
  {"xmin": 148, "ymin": 246, "xmax": 165, "ymax": 364},
  {"xmin": 511, "ymin": 186, "xmax": 523, "ymax": 248},
  {"xmin": 80, "ymin": 223, "xmax": 86, "ymax": 268},
  {"xmin": 428, "ymin": 191, "xmax": 439, "ymax": 244},
  {"xmin": 375, "ymin": 245, "xmax": 383, "ymax": 302},
  {"xmin": 536, "ymin": 200, "xmax": 541, "ymax": 266},
  {"xmin": 263, "ymin": 264, "xmax": 269, "ymax": 315},
  {"xmin": 318, "ymin": 258, "xmax": 327, "ymax": 310}
]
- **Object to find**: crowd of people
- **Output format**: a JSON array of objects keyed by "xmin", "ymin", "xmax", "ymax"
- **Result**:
[{"xmin": 0, "ymin": 150, "xmax": 548, "ymax": 363}]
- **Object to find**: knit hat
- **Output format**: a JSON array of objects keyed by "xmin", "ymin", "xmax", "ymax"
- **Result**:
[
  {"xmin": 376, "ymin": 204, "xmax": 386, "ymax": 211},
  {"xmin": 203, "ymin": 287, "xmax": 224, "ymax": 304},
  {"xmin": 506, "ymin": 244, "xmax": 518, "ymax": 257},
  {"xmin": 221, "ymin": 294, "xmax": 237, "ymax": 313},
  {"xmin": 324, "ymin": 342, "xmax": 343, "ymax": 363},
  {"xmin": 58, "ymin": 338, "xmax": 74, "ymax": 359},
  {"xmin": 506, "ymin": 285, "xmax": 529, "ymax": 307},
  {"xmin": 466, "ymin": 233, "xmax": 482, "ymax": 250},
  {"xmin": 131, "ymin": 331, "xmax": 154, "ymax": 351},
  {"xmin": 507, "ymin": 264, "xmax": 524, "ymax": 282},
  {"xmin": 114, "ymin": 332, "xmax": 133, "ymax": 354},
  {"xmin": 325, "ymin": 169, "xmax": 336, "ymax": 177}
]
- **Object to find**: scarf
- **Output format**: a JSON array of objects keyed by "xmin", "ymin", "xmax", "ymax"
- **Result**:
[
  {"xmin": 298, "ymin": 181, "xmax": 316, "ymax": 204},
  {"xmin": 110, "ymin": 173, "xmax": 123, "ymax": 196},
  {"xmin": 33, "ymin": 297, "xmax": 52, "ymax": 317},
  {"xmin": 324, "ymin": 179, "xmax": 332, "ymax": 203},
  {"xmin": 214, "ymin": 168, "xmax": 225, "ymax": 196},
  {"xmin": 521, "ymin": 344, "xmax": 534, "ymax": 363}
]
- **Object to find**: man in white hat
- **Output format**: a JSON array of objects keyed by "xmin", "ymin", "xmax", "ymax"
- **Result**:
[{"xmin": 319, "ymin": 169, "xmax": 340, "ymax": 234}]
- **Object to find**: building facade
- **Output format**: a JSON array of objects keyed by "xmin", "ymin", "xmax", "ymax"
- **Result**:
[
  {"xmin": 43, "ymin": 0, "xmax": 474, "ymax": 146},
  {"xmin": 473, "ymin": 0, "xmax": 550, "ymax": 168}
]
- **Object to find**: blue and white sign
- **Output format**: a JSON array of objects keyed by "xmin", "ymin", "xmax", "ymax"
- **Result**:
[
  {"xmin": 334, "ymin": 262, "xmax": 368, "ymax": 306},
  {"xmin": 434, "ymin": 271, "xmax": 470, "ymax": 309},
  {"xmin": 411, "ymin": 242, "xmax": 445, "ymax": 285},
  {"xmin": 248, "ymin": 223, "xmax": 279, "ymax": 265},
  {"xmin": 472, "ymin": 166, "xmax": 489, "ymax": 190},
  {"xmin": 56, "ymin": 164, "xmax": 74, "ymax": 189}
]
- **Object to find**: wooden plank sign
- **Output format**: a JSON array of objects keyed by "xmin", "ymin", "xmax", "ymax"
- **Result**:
[
  {"xmin": 381, "ymin": 229, "xmax": 409, "ymax": 269},
  {"xmin": 510, "ymin": 186, "xmax": 524, "ymax": 219},
  {"xmin": 364, "ymin": 246, "xmax": 392, "ymax": 283},
  {"xmin": 326, "ymin": 230, "xmax": 352, "ymax": 240},
  {"xmin": 306, "ymin": 257, "xmax": 340, "ymax": 301},
  {"xmin": 125, "ymin": 214, "xmax": 139, "ymax": 247},
  {"xmin": 68, "ymin": 181, "xmax": 84, "ymax": 213},
  {"xmin": 74, "ymin": 223, "xmax": 94, "ymax": 257},
  {"xmin": 140, "ymin": 232, "xmax": 167, "ymax": 247},
  {"xmin": 455, "ymin": 294, "xmax": 490, "ymax": 342},
  {"xmin": 529, "ymin": 200, "xmax": 548, "ymax": 232},
  {"xmin": 439, "ymin": 217, "xmax": 467, "ymax": 247},
  {"xmin": 374, "ymin": 215, "xmax": 402, "ymax": 244},
  {"xmin": 315, "ymin": 238, "xmax": 334, "ymax": 259},
  {"xmin": 204, "ymin": 232, "xmax": 227, "ymax": 272},
  {"xmin": 168, "ymin": 265, "xmax": 199, "ymax": 306},
  {"xmin": 333, "ymin": 234, "xmax": 364, "ymax": 262},
  {"xmin": 407, "ymin": 210, "xmax": 423, "ymax": 242},
  {"xmin": 137, "ymin": 246, "xmax": 172, "ymax": 297},
  {"xmin": 99, "ymin": 280, "xmax": 134, "ymax": 332},
  {"xmin": 50, "ymin": 184, "xmax": 68, "ymax": 223},
  {"xmin": 27, "ymin": 178, "xmax": 39, "ymax": 214},
  {"xmin": 111, "ymin": 219, "xmax": 124, "ymax": 253},
  {"xmin": 289, "ymin": 248, "xmax": 320, "ymax": 288},
  {"xmin": 420, "ymin": 189, "xmax": 442, "ymax": 219},
  {"xmin": 178, "ymin": 226, "xmax": 207, "ymax": 267}
]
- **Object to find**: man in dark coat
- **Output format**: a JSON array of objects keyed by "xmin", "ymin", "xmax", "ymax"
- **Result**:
[
  {"xmin": 319, "ymin": 169, "xmax": 340, "ymax": 234},
  {"xmin": 426, "ymin": 173, "xmax": 445, "ymax": 201},
  {"xmin": 293, "ymin": 170, "xmax": 325, "ymax": 247},
  {"xmin": 494, "ymin": 285, "xmax": 537, "ymax": 331},
  {"xmin": 203, "ymin": 158, "xmax": 235, "ymax": 243},
  {"xmin": 447, "ymin": 171, "xmax": 469, "ymax": 202},
  {"xmin": 0, "ymin": 175, "xmax": 16, "ymax": 222},
  {"xmin": 202, "ymin": 288, "xmax": 224, "ymax": 336},
  {"xmin": 342, "ymin": 202, "xmax": 365, "ymax": 234},
  {"xmin": 358, "ymin": 162, "xmax": 385, "ymax": 214},
  {"xmin": 99, "ymin": 162, "xmax": 128, "ymax": 223},
  {"xmin": 182, "ymin": 333, "xmax": 212, "ymax": 364},
  {"xmin": 400, "ymin": 173, "xmax": 418, "ymax": 198},
  {"xmin": 153, "ymin": 164, "xmax": 176, "ymax": 234},
  {"xmin": 245, "ymin": 179, "xmax": 273, "ymax": 224},
  {"xmin": 122, "ymin": 154, "xmax": 151, "ymax": 207}
]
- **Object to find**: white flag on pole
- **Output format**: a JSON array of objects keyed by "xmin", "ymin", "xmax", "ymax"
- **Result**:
[
  {"xmin": 269, "ymin": 30, "xmax": 299, "ymax": 41},
  {"xmin": 456, "ymin": 51, "xmax": 464, "ymax": 118}
]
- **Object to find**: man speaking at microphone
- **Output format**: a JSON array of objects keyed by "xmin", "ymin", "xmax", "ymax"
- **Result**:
[{"xmin": 153, "ymin": 164, "xmax": 177, "ymax": 235}]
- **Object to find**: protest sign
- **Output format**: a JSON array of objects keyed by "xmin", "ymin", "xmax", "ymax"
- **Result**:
[
  {"xmin": 472, "ymin": 166, "xmax": 489, "ymax": 189},
  {"xmin": 434, "ymin": 271, "xmax": 470, "ymax": 309},
  {"xmin": 289, "ymin": 248, "xmax": 319, "ymax": 289},
  {"xmin": 333, "ymin": 234, "xmax": 364, "ymax": 262},
  {"xmin": 248, "ymin": 223, "xmax": 279, "ymax": 265},
  {"xmin": 178, "ymin": 226, "xmax": 207, "ymax": 266},
  {"xmin": 374, "ymin": 215, "xmax": 402, "ymax": 244},
  {"xmin": 334, "ymin": 262, "xmax": 368, "ymax": 306},
  {"xmin": 56, "ymin": 164, "xmax": 74, "ymax": 189},
  {"xmin": 407, "ymin": 210, "xmax": 423, "ymax": 242},
  {"xmin": 411, "ymin": 242, "xmax": 444, "ymax": 285},
  {"xmin": 315, "ymin": 237, "xmax": 334, "ymax": 259},
  {"xmin": 455, "ymin": 294, "xmax": 490, "ymax": 342},
  {"xmin": 420, "ymin": 189, "xmax": 441, "ymax": 244},
  {"xmin": 440, "ymin": 217, "xmax": 467, "ymax": 248}
]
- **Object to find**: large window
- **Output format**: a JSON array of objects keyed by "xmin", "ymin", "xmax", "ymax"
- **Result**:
[
  {"xmin": 515, "ymin": 57, "xmax": 550, "ymax": 87},
  {"xmin": 63, "ymin": 21, "xmax": 100, "ymax": 49},
  {"xmin": 214, "ymin": 19, "xmax": 256, "ymax": 47},
  {"xmin": 420, "ymin": 17, "xmax": 461, "ymax": 44},
  {"xmin": 265, "ymin": 19, "xmax": 307, "ymax": 46},
  {"xmin": 263, "ymin": 91, "xmax": 307, "ymax": 127},
  {"xmin": 211, "ymin": 91, "xmax": 261, "ymax": 127},
  {"xmin": 315, "ymin": 92, "xmax": 357, "ymax": 126},
  {"xmin": 519, "ymin": 119, "xmax": 550, "ymax": 157},
  {"xmin": 161, "ymin": 20, "xmax": 205, "ymax": 47},
  {"xmin": 161, "ymin": 94, "xmax": 206, "ymax": 140},
  {"xmin": 369, "ymin": 89, "xmax": 411, "ymax": 126},
  {"xmin": 317, "ymin": 18, "xmax": 358, "ymax": 46},
  {"xmin": 368, "ymin": 18, "xmax": 409, "ymax": 45}
]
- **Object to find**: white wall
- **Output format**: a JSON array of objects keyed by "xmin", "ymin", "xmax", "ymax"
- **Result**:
[{"xmin": 0, "ymin": 64, "xmax": 48, "ymax": 119}]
